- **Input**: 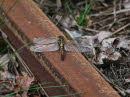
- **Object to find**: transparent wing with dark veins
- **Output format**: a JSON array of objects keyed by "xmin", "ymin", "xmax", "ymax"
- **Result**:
[
  {"xmin": 30, "ymin": 43, "xmax": 59, "ymax": 52},
  {"xmin": 33, "ymin": 37, "xmax": 58, "ymax": 45},
  {"xmin": 73, "ymin": 36, "xmax": 94, "ymax": 47},
  {"xmin": 64, "ymin": 40, "xmax": 91, "ymax": 52}
]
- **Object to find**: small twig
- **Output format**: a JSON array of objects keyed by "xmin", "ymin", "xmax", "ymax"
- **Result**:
[
  {"xmin": 100, "ymin": 1, "xmax": 108, "ymax": 8},
  {"xmin": 117, "ymin": 17, "xmax": 129, "ymax": 23},
  {"xmin": 76, "ymin": 1, "xmax": 86, "ymax": 6},
  {"xmin": 83, "ymin": 27, "xmax": 100, "ymax": 33},
  {"xmin": 55, "ymin": 16, "xmax": 62, "ymax": 25},
  {"xmin": 111, "ymin": 8, "xmax": 130, "ymax": 15},
  {"xmin": 110, "ymin": 64, "xmax": 123, "ymax": 89},
  {"xmin": 90, "ymin": 8, "xmax": 130, "ymax": 17},
  {"xmin": 108, "ymin": 20, "xmax": 117, "ymax": 30},
  {"xmin": 101, "ymin": 23, "xmax": 130, "ymax": 42},
  {"xmin": 56, "ymin": 0, "xmax": 62, "ymax": 8},
  {"xmin": 119, "ymin": 0, "xmax": 122, "ymax": 10},
  {"xmin": 113, "ymin": 0, "xmax": 117, "ymax": 22},
  {"xmin": 112, "ymin": 23, "xmax": 130, "ymax": 35},
  {"xmin": 93, "ymin": 16, "xmax": 114, "ymax": 25},
  {"xmin": 40, "ymin": 0, "xmax": 44, "ymax": 5}
]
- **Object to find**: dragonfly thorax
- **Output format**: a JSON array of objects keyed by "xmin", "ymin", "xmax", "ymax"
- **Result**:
[
  {"xmin": 58, "ymin": 36, "xmax": 65, "ymax": 61},
  {"xmin": 58, "ymin": 36, "xmax": 65, "ymax": 45}
]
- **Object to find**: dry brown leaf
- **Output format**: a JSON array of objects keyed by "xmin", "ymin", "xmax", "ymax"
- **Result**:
[
  {"xmin": 0, "ymin": 70, "xmax": 15, "ymax": 80},
  {"xmin": 15, "ymin": 76, "xmax": 34, "ymax": 89},
  {"xmin": 15, "ymin": 76, "xmax": 34, "ymax": 97}
]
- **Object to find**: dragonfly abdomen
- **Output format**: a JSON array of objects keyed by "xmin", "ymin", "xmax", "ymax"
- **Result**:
[{"xmin": 60, "ymin": 48, "xmax": 64, "ymax": 61}]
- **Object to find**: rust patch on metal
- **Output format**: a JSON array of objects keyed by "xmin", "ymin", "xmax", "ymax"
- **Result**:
[{"xmin": 0, "ymin": 0, "xmax": 121, "ymax": 97}]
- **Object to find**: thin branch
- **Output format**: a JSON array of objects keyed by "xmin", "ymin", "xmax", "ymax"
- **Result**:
[
  {"xmin": 112, "ymin": 23, "xmax": 130, "ymax": 35},
  {"xmin": 90, "ymin": 8, "xmax": 130, "ymax": 17}
]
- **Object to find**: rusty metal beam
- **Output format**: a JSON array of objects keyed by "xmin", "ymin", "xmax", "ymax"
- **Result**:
[
  {"xmin": 0, "ymin": 0, "xmax": 120, "ymax": 97},
  {"xmin": 1, "ymin": 25, "xmax": 68, "ymax": 96}
]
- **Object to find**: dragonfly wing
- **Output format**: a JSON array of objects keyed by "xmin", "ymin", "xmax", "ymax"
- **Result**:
[
  {"xmin": 73, "ymin": 36, "xmax": 94, "ymax": 47},
  {"xmin": 64, "ymin": 41, "xmax": 91, "ymax": 52},
  {"xmin": 33, "ymin": 37, "xmax": 58, "ymax": 45},
  {"xmin": 30, "ymin": 43, "xmax": 59, "ymax": 52}
]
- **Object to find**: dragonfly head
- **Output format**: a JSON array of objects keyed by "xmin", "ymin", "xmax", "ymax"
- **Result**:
[{"xmin": 58, "ymin": 36, "xmax": 64, "ymax": 40}]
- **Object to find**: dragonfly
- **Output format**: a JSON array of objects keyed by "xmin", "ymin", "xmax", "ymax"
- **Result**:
[{"xmin": 30, "ymin": 36, "xmax": 93, "ymax": 61}]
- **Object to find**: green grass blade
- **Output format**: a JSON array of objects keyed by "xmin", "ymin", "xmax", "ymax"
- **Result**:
[
  {"xmin": 0, "ymin": 45, "xmax": 10, "ymax": 70},
  {"xmin": 51, "ymin": 91, "xmax": 87, "ymax": 97},
  {"xmin": 77, "ymin": 2, "xmax": 93, "ymax": 25},
  {"xmin": 6, "ymin": 0, "xmax": 19, "ymax": 13},
  {"xmin": 0, "ymin": 0, "xmax": 19, "ymax": 27},
  {"xmin": 65, "ymin": 3, "xmax": 75, "ymax": 20},
  {"xmin": 4, "ymin": 82, "xmax": 54, "ymax": 97},
  {"xmin": 29, "ymin": 85, "xmax": 67, "ymax": 90},
  {"xmin": 0, "ymin": 42, "xmax": 32, "ymax": 66},
  {"xmin": 5, "ymin": 85, "xmax": 67, "ymax": 97},
  {"xmin": 30, "ymin": 82, "xmax": 54, "ymax": 88},
  {"xmin": 65, "ymin": 1, "xmax": 93, "ymax": 26},
  {"xmin": 0, "ymin": 0, "xmax": 5, "ymax": 10}
]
